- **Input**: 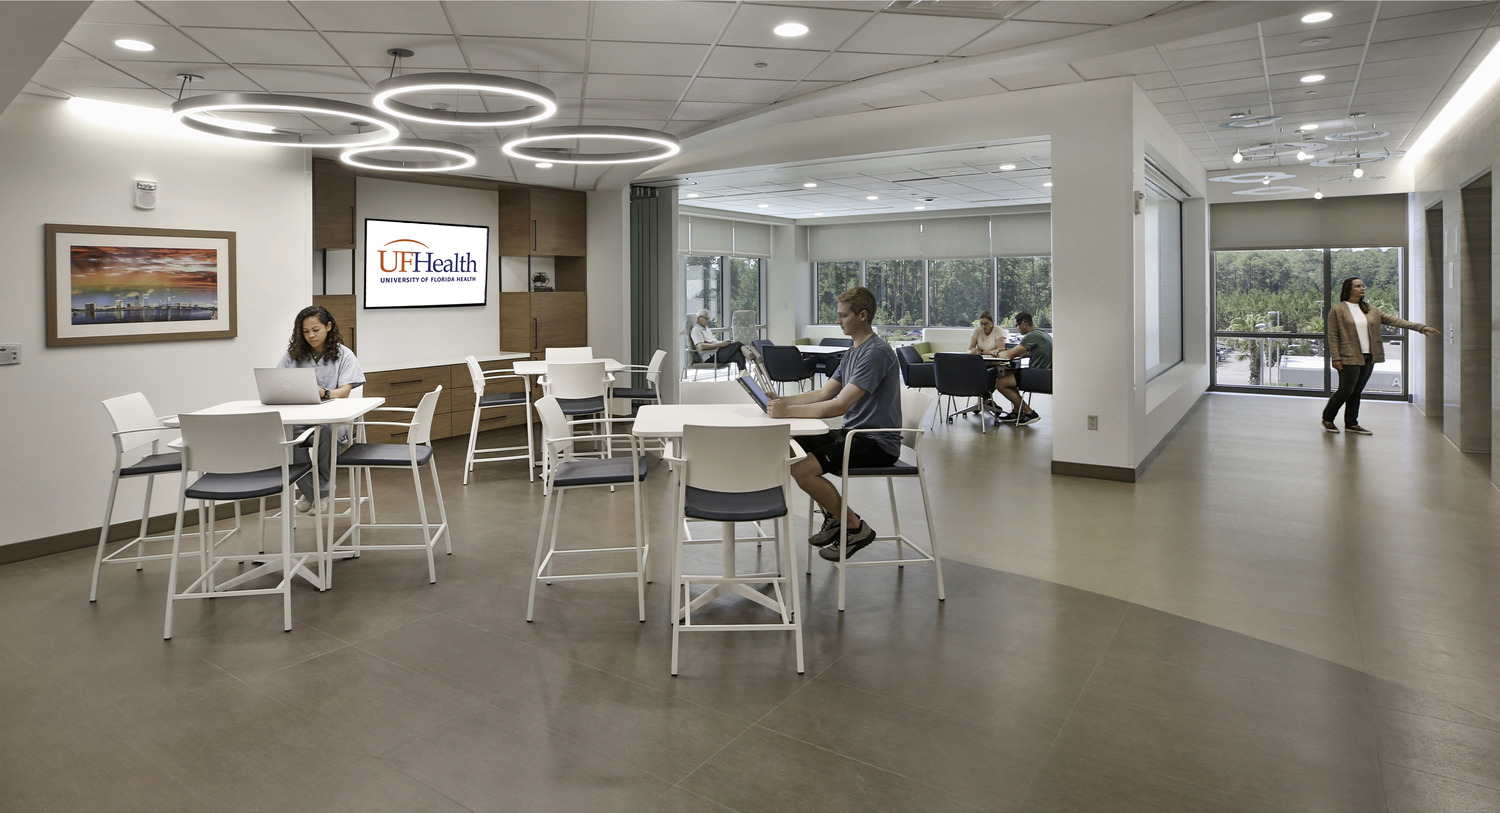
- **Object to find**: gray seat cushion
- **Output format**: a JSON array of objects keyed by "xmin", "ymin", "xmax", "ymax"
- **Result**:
[
  {"xmin": 552, "ymin": 456, "xmax": 649, "ymax": 487},
  {"xmin": 121, "ymin": 452, "xmax": 182, "ymax": 477},
  {"xmin": 683, "ymin": 485, "xmax": 787, "ymax": 522},
  {"xmin": 338, "ymin": 443, "xmax": 433, "ymax": 468},
  {"xmin": 184, "ymin": 463, "xmax": 312, "ymax": 500}
]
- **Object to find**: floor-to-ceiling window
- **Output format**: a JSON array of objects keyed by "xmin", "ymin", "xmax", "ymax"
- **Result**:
[
  {"xmin": 1212, "ymin": 247, "xmax": 1406, "ymax": 396},
  {"xmin": 813, "ymin": 256, "xmax": 1051, "ymax": 341},
  {"xmin": 685, "ymin": 254, "xmax": 766, "ymax": 330}
]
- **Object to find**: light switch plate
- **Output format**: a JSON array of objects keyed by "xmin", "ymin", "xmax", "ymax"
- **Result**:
[{"xmin": 0, "ymin": 344, "xmax": 18, "ymax": 365}]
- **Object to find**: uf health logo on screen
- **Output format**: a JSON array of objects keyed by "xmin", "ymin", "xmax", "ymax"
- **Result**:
[
  {"xmin": 363, "ymin": 219, "xmax": 489, "ymax": 309},
  {"xmin": 375, "ymin": 238, "xmax": 479, "ymax": 275}
]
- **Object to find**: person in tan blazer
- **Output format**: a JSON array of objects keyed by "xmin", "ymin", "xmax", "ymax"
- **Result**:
[{"xmin": 1322, "ymin": 276, "xmax": 1439, "ymax": 434}]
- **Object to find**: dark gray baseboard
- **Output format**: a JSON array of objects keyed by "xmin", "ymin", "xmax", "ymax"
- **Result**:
[
  {"xmin": 1050, "ymin": 460, "xmax": 1137, "ymax": 482},
  {"xmin": 1, "ymin": 497, "xmax": 282, "ymax": 566}
]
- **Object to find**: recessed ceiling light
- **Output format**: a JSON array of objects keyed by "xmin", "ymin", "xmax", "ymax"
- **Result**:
[
  {"xmin": 1043, "ymin": 182, "xmax": 1053, "ymax": 187},
  {"xmin": 1301, "ymin": 74, "xmax": 1325, "ymax": 83},
  {"xmin": 1314, "ymin": 191, "xmax": 1324, "ymax": 199},
  {"xmin": 1300, "ymin": 123, "xmax": 1319, "ymax": 130},
  {"xmin": 1301, "ymin": 11, "xmax": 1333, "ymax": 23},
  {"xmin": 757, "ymin": 204, "xmax": 769, "ymax": 208},
  {"xmin": 753, "ymin": 62, "xmax": 768, "ymax": 69},
  {"xmin": 114, "ymin": 39, "xmax": 154, "ymax": 52},
  {"xmin": 866, "ymin": 195, "xmax": 879, "ymax": 200},
  {"xmin": 685, "ymin": 192, "xmax": 699, "ymax": 198},
  {"xmin": 999, "ymin": 164, "xmax": 1016, "ymax": 171},
  {"xmin": 1300, "ymin": 37, "xmax": 1332, "ymax": 47},
  {"xmin": 803, "ymin": 182, "xmax": 817, "ymax": 188},
  {"xmin": 914, "ymin": 206, "xmax": 925, "ymax": 210},
  {"xmin": 773, "ymin": 22, "xmax": 808, "ymax": 37},
  {"xmin": 535, "ymin": 162, "xmax": 553, "ymax": 169},
  {"xmin": 813, "ymin": 213, "xmax": 823, "ymax": 217}
]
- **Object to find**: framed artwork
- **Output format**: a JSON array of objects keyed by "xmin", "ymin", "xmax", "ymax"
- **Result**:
[{"xmin": 45, "ymin": 224, "xmax": 237, "ymax": 347}]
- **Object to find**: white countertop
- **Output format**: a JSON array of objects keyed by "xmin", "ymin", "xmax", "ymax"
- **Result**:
[{"xmin": 362, "ymin": 351, "xmax": 530, "ymax": 374}]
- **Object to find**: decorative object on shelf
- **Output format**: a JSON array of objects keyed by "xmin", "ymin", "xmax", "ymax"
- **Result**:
[
  {"xmin": 531, "ymin": 270, "xmax": 553, "ymax": 292},
  {"xmin": 503, "ymin": 125, "xmax": 681, "ymax": 164},
  {"xmin": 44, "ymin": 224, "xmax": 236, "ymax": 347}
]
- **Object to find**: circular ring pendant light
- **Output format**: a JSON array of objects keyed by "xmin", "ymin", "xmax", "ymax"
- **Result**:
[
  {"xmin": 502, "ymin": 125, "xmax": 681, "ymax": 164},
  {"xmin": 171, "ymin": 92, "xmax": 400, "ymax": 147},
  {"xmin": 372, "ymin": 72, "xmax": 558, "ymax": 127},
  {"xmin": 341, "ymin": 138, "xmax": 477, "ymax": 172}
]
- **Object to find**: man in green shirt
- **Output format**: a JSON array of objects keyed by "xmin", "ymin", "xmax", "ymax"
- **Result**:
[{"xmin": 993, "ymin": 311, "xmax": 1052, "ymax": 426}]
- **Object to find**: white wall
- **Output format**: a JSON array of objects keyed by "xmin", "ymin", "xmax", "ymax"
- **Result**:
[
  {"xmin": 0, "ymin": 94, "xmax": 311, "ymax": 547},
  {"xmin": 587, "ymin": 186, "xmax": 628, "ymax": 359},
  {"xmin": 1407, "ymin": 69, "xmax": 1500, "ymax": 482},
  {"xmin": 354, "ymin": 178, "xmax": 499, "ymax": 364}
]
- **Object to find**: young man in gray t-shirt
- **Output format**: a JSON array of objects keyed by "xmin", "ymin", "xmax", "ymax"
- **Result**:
[{"xmin": 768, "ymin": 287, "xmax": 901, "ymax": 561}]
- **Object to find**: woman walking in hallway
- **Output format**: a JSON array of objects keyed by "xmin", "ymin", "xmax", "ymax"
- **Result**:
[{"xmin": 1322, "ymin": 276, "xmax": 1438, "ymax": 435}]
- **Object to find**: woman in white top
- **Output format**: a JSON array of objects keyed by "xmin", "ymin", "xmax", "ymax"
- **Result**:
[
  {"xmin": 690, "ymin": 308, "xmax": 748, "ymax": 371},
  {"xmin": 969, "ymin": 311, "xmax": 1005, "ymax": 412},
  {"xmin": 277, "ymin": 305, "xmax": 365, "ymax": 512},
  {"xmin": 1322, "ymin": 277, "xmax": 1437, "ymax": 435}
]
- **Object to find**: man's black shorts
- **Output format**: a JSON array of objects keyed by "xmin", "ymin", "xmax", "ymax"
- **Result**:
[
  {"xmin": 1016, "ymin": 367, "xmax": 1052, "ymax": 392},
  {"xmin": 795, "ymin": 430, "xmax": 898, "ymax": 475}
]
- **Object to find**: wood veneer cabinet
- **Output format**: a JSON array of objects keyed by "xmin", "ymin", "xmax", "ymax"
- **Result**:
[
  {"xmin": 312, "ymin": 158, "xmax": 356, "ymax": 249},
  {"xmin": 360, "ymin": 361, "xmax": 525, "ymax": 445},
  {"xmin": 500, "ymin": 292, "xmax": 587, "ymax": 352},
  {"xmin": 498, "ymin": 184, "xmax": 585, "ymax": 256}
]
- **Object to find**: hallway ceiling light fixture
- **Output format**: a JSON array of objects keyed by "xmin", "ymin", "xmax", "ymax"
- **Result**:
[
  {"xmin": 1233, "ymin": 185, "xmax": 1308, "ymax": 196},
  {"xmin": 1232, "ymin": 148, "xmax": 1243, "ymax": 163},
  {"xmin": 1220, "ymin": 113, "xmax": 1282, "ymax": 128},
  {"xmin": 1299, "ymin": 124, "xmax": 1319, "ymax": 131},
  {"xmin": 171, "ymin": 92, "xmax": 400, "ymax": 147},
  {"xmin": 1352, "ymin": 165, "xmax": 1364, "ymax": 178},
  {"xmin": 535, "ymin": 162, "xmax": 553, "ymax": 169},
  {"xmin": 999, "ymin": 164, "xmax": 1016, "ymax": 170},
  {"xmin": 1300, "ymin": 74, "xmax": 1326, "ymax": 83},
  {"xmin": 114, "ymin": 39, "xmax": 154, "ymax": 52},
  {"xmin": 758, "ymin": 203, "xmax": 770, "ymax": 208},
  {"xmin": 684, "ymin": 192, "xmax": 699, "ymax": 198},
  {"xmin": 502, "ymin": 125, "xmax": 679, "ymax": 164},
  {"xmin": 1310, "ymin": 150, "xmax": 1397, "ymax": 168},
  {"xmin": 774, "ymin": 22, "xmax": 809, "ymax": 37},
  {"xmin": 372, "ymin": 72, "xmax": 557, "ymax": 127},
  {"xmin": 1300, "ymin": 37, "xmax": 1332, "ymax": 46},
  {"xmin": 1209, "ymin": 171, "xmax": 1298, "ymax": 184},
  {"xmin": 1043, "ymin": 182, "xmax": 1053, "ymax": 187},
  {"xmin": 1314, "ymin": 190, "xmax": 1324, "ymax": 199},
  {"xmin": 340, "ymin": 138, "xmax": 476, "ymax": 172},
  {"xmin": 1301, "ymin": 11, "xmax": 1334, "ymax": 23},
  {"xmin": 1324, "ymin": 127, "xmax": 1388, "ymax": 142},
  {"xmin": 803, "ymin": 182, "xmax": 817, "ymax": 187},
  {"xmin": 866, "ymin": 195, "xmax": 879, "ymax": 200}
]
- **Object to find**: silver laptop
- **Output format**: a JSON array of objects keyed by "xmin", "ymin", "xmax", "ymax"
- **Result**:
[{"xmin": 254, "ymin": 367, "xmax": 328, "ymax": 405}]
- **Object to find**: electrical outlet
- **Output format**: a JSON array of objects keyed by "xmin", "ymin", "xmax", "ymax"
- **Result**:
[
  {"xmin": 1087, "ymin": 415, "xmax": 1098, "ymax": 430},
  {"xmin": 0, "ymin": 344, "xmax": 18, "ymax": 365}
]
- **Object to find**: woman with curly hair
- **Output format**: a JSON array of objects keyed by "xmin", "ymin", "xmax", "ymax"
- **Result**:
[
  {"xmin": 1322, "ymin": 277, "xmax": 1438, "ymax": 435},
  {"xmin": 276, "ymin": 305, "xmax": 365, "ymax": 512}
]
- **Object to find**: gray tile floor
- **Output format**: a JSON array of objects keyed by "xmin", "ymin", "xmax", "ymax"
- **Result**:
[{"xmin": 4, "ymin": 393, "xmax": 1499, "ymax": 812}]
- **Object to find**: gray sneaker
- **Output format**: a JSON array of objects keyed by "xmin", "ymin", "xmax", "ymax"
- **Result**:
[
  {"xmin": 1017, "ymin": 410, "xmax": 1042, "ymax": 426},
  {"xmin": 808, "ymin": 513, "xmax": 842, "ymax": 547},
  {"xmin": 819, "ymin": 520, "xmax": 877, "ymax": 561}
]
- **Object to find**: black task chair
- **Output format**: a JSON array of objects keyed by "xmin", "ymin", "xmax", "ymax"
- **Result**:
[
  {"xmin": 933, "ymin": 353, "xmax": 994, "ymax": 434},
  {"xmin": 807, "ymin": 337, "xmax": 851, "ymax": 379},
  {"xmin": 896, "ymin": 345, "xmax": 937, "ymax": 428},
  {"xmin": 761, "ymin": 344, "xmax": 816, "ymax": 394},
  {"xmin": 1014, "ymin": 366, "xmax": 1053, "ymax": 423}
]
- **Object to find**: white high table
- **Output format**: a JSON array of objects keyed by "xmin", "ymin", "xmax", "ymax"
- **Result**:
[
  {"xmin": 170, "ymin": 397, "xmax": 386, "ymax": 591},
  {"xmin": 633, "ymin": 403, "xmax": 827, "ymax": 615}
]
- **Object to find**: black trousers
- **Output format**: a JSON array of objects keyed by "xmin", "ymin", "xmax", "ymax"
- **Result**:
[
  {"xmin": 1322, "ymin": 353, "xmax": 1374, "ymax": 425},
  {"xmin": 712, "ymin": 341, "xmax": 746, "ymax": 369}
]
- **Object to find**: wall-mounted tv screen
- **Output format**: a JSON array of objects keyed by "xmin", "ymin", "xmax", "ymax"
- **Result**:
[{"xmin": 363, "ymin": 218, "xmax": 489, "ymax": 309}]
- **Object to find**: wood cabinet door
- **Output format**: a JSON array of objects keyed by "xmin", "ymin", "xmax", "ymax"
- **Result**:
[
  {"xmin": 499, "ymin": 292, "xmax": 535, "ymax": 350},
  {"xmin": 532, "ymin": 292, "xmax": 586, "ymax": 349},
  {"xmin": 312, "ymin": 159, "xmax": 355, "ymax": 249},
  {"xmin": 530, "ymin": 188, "xmax": 586, "ymax": 256}
]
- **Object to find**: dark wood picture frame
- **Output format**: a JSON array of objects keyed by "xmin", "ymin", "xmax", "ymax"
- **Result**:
[{"xmin": 45, "ymin": 224, "xmax": 237, "ymax": 347}]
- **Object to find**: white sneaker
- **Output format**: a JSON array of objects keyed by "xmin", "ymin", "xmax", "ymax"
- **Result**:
[
  {"xmin": 312, "ymin": 496, "xmax": 332, "ymax": 515},
  {"xmin": 294, "ymin": 497, "xmax": 313, "ymax": 514}
]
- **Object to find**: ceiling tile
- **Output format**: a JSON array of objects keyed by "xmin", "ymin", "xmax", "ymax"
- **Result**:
[
  {"xmin": 952, "ymin": 20, "xmax": 1103, "ymax": 57},
  {"xmin": 1169, "ymin": 59, "xmax": 1265, "ymax": 86},
  {"xmin": 997, "ymin": 65, "xmax": 1083, "ymax": 91},
  {"xmin": 673, "ymin": 99, "xmax": 760, "ymax": 120},
  {"xmin": 1366, "ymin": 30, "xmax": 1484, "ymax": 63},
  {"xmin": 1133, "ymin": 71, "xmax": 1179, "ymax": 91},
  {"xmin": 719, "ymin": 4, "xmax": 876, "ymax": 51},
  {"xmin": 840, "ymin": 13, "xmax": 1004, "ymax": 57},
  {"xmin": 295, "ymin": 1, "xmax": 453, "ymax": 35},
  {"xmin": 1011, "ymin": 2, "xmax": 1181, "ymax": 27},
  {"xmin": 1160, "ymin": 38, "xmax": 1264, "ymax": 69},
  {"xmin": 805, "ymin": 51, "xmax": 934, "ymax": 82},
  {"xmin": 64, "ymin": 22, "xmax": 221, "ymax": 62},
  {"xmin": 30, "ymin": 58, "xmax": 153, "ymax": 90},
  {"xmin": 700, "ymin": 45, "xmax": 828, "ymax": 81},
  {"xmin": 1360, "ymin": 54, "xmax": 1465, "ymax": 82},
  {"xmin": 682, "ymin": 76, "xmax": 795, "ymax": 104},
  {"xmin": 113, "ymin": 61, "xmax": 265, "ymax": 93},
  {"xmin": 1072, "ymin": 48, "xmax": 1170, "ymax": 80},
  {"xmin": 184, "ymin": 27, "xmax": 347, "ymax": 65},
  {"xmin": 58, "ymin": 86, "xmax": 175, "ymax": 107},
  {"xmin": 592, "ymin": 1, "xmax": 735, "ymax": 45},
  {"xmin": 780, "ymin": 80, "xmax": 843, "ymax": 100},
  {"xmin": 323, "ymin": 33, "xmax": 464, "ymax": 69},
  {"xmin": 234, "ymin": 64, "xmax": 370, "ymax": 93},
  {"xmin": 1373, "ymin": 3, "xmax": 1500, "ymax": 41},
  {"xmin": 463, "ymin": 37, "xmax": 588, "ymax": 74},
  {"xmin": 588, "ymin": 41, "xmax": 709, "ymax": 76},
  {"xmin": 80, "ymin": 3, "xmax": 170, "ymax": 25},
  {"xmin": 585, "ymin": 73, "xmax": 691, "ymax": 102},
  {"xmin": 865, "ymin": 91, "xmax": 940, "ymax": 109},
  {"xmin": 578, "ymin": 98, "xmax": 677, "ymax": 120},
  {"xmin": 444, "ymin": 1, "xmax": 590, "ymax": 39},
  {"xmin": 1264, "ymin": 45, "xmax": 1368, "ymax": 76},
  {"xmin": 144, "ymin": 0, "xmax": 310, "ymax": 29},
  {"xmin": 922, "ymin": 79, "xmax": 1007, "ymax": 101}
]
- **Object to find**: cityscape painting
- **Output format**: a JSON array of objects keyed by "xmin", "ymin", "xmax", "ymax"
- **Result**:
[{"xmin": 46, "ymin": 225, "xmax": 236, "ymax": 346}]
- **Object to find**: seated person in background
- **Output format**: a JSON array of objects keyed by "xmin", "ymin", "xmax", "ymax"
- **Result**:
[
  {"xmin": 277, "ymin": 305, "xmax": 365, "ymax": 513},
  {"xmin": 993, "ymin": 311, "xmax": 1052, "ymax": 426},
  {"xmin": 969, "ymin": 311, "xmax": 1005, "ymax": 410},
  {"xmin": 690, "ymin": 309, "xmax": 751, "ymax": 371},
  {"xmin": 768, "ymin": 286, "xmax": 901, "ymax": 561}
]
